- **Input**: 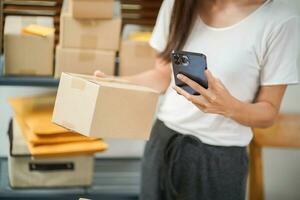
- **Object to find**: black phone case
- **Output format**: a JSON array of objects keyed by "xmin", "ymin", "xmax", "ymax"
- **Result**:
[{"xmin": 171, "ymin": 50, "xmax": 208, "ymax": 95}]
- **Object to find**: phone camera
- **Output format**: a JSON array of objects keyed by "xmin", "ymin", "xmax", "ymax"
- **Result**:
[
  {"xmin": 181, "ymin": 55, "xmax": 189, "ymax": 66},
  {"xmin": 174, "ymin": 54, "xmax": 181, "ymax": 65}
]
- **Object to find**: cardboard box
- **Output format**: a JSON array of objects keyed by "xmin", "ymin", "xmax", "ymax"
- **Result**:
[
  {"xmin": 4, "ymin": 16, "xmax": 54, "ymax": 76},
  {"xmin": 119, "ymin": 40, "xmax": 156, "ymax": 76},
  {"xmin": 119, "ymin": 26, "xmax": 156, "ymax": 76},
  {"xmin": 60, "ymin": 1, "xmax": 121, "ymax": 50},
  {"xmin": 72, "ymin": 0, "xmax": 114, "ymax": 19},
  {"xmin": 52, "ymin": 73, "xmax": 159, "ymax": 140},
  {"xmin": 55, "ymin": 45, "xmax": 115, "ymax": 78}
]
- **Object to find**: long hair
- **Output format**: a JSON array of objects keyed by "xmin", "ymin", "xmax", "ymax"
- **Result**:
[{"xmin": 159, "ymin": 0, "xmax": 200, "ymax": 63}]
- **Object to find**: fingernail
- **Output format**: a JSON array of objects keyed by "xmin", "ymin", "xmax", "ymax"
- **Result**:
[{"xmin": 177, "ymin": 74, "xmax": 183, "ymax": 79}]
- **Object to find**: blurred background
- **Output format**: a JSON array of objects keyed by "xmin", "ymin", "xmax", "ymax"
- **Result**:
[{"xmin": 0, "ymin": 0, "xmax": 300, "ymax": 200}]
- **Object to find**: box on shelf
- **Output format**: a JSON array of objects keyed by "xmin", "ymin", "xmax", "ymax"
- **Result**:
[
  {"xmin": 72, "ymin": 0, "xmax": 114, "ymax": 19},
  {"xmin": 4, "ymin": 16, "xmax": 54, "ymax": 76},
  {"xmin": 8, "ymin": 119, "xmax": 94, "ymax": 188},
  {"xmin": 52, "ymin": 73, "xmax": 159, "ymax": 140},
  {"xmin": 60, "ymin": 1, "xmax": 121, "ymax": 50},
  {"xmin": 55, "ymin": 45, "xmax": 115, "ymax": 78},
  {"xmin": 119, "ymin": 25, "xmax": 156, "ymax": 76}
]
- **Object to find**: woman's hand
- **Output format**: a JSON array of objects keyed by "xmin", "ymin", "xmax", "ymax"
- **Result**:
[
  {"xmin": 94, "ymin": 70, "xmax": 108, "ymax": 78},
  {"xmin": 173, "ymin": 70, "xmax": 239, "ymax": 118}
]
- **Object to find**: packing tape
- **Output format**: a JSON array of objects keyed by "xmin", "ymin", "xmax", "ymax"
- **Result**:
[
  {"xmin": 71, "ymin": 78, "xmax": 87, "ymax": 91},
  {"xmin": 78, "ymin": 51, "xmax": 96, "ymax": 62},
  {"xmin": 80, "ymin": 34, "xmax": 98, "ymax": 49},
  {"xmin": 81, "ymin": 74, "xmax": 131, "ymax": 84}
]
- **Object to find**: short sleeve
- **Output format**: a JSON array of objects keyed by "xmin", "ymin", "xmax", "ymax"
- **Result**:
[
  {"xmin": 260, "ymin": 16, "xmax": 300, "ymax": 85},
  {"xmin": 149, "ymin": 0, "xmax": 174, "ymax": 52}
]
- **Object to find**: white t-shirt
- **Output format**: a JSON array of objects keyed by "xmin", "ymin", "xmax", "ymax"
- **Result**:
[{"xmin": 149, "ymin": 0, "xmax": 299, "ymax": 147}]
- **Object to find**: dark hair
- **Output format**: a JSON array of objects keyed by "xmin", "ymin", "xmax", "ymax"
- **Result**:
[{"xmin": 159, "ymin": 0, "xmax": 200, "ymax": 63}]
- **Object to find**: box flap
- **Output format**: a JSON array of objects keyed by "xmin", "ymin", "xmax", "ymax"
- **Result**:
[
  {"xmin": 4, "ymin": 16, "xmax": 54, "ymax": 35},
  {"xmin": 53, "ymin": 73, "xmax": 100, "ymax": 136},
  {"xmin": 65, "ymin": 73, "xmax": 159, "ymax": 93}
]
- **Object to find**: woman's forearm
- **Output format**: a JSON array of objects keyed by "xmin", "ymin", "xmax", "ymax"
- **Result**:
[
  {"xmin": 124, "ymin": 69, "xmax": 170, "ymax": 93},
  {"xmin": 174, "ymin": 71, "xmax": 286, "ymax": 129},
  {"xmin": 231, "ymin": 99, "xmax": 278, "ymax": 128}
]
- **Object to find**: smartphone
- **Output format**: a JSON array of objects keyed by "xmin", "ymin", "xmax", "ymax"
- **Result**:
[{"xmin": 171, "ymin": 50, "xmax": 208, "ymax": 95}]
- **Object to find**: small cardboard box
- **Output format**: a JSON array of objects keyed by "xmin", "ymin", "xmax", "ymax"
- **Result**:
[
  {"xmin": 4, "ymin": 16, "xmax": 54, "ymax": 75},
  {"xmin": 52, "ymin": 73, "xmax": 159, "ymax": 140},
  {"xmin": 72, "ymin": 0, "xmax": 114, "ymax": 19},
  {"xmin": 119, "ymin": 26, "xmax": 156, "ymax": 76},
  {"xmin": 119, "ymin": 41, "xmax": 156, "ymax": 76},
  {"xmin": 55, "ymin": 45, "xmax": 115, "ymax": 78},
  {"xmin": 60, "ymin": 1, "xmax": 121, "ymax": 50}
]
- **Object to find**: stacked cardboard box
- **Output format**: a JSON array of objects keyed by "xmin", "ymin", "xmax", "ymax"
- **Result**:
[
  {"xmin": 3, "ymin": 16, "xmax": 55, "ymax": 75},
  {"xmin": 55, "ymin": 0, "xmax": 121, "ymax": 78},
  {"xmin": 119, "ymin": 25, "xmax": 156, "ymax": 76}
]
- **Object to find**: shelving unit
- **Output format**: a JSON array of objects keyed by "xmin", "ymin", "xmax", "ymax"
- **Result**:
[
  {"xmin": 1, "ymin": 0, "xmax": 63, "ymax": 45},
  {"xmin": 0, "ymin": 0, "xmax": 163, "ymax": 198},
  {"xmin": 0, "ymin": 157, "xmax": 140, "ymax": 200},
  {"xmin": 0, "ymin": 76, "xmax": 59, "ymax": 87},
  {"xmin": 0, "ymin": 56, "xmax": 59, "ymax": 87}
]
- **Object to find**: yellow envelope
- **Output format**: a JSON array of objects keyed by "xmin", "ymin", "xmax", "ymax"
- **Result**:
[
  {"xmin": 16, "ymin": 114, "xmax": 108, "ymax": 158},
  {"xmin": 22, "ymin": 24, "xmax": 55, "ymax": 37},
  {"xmin": 28, "ymin": 140, "xmax": 108, "ymax": 158},
  {"xmin": 15, "ymin": 115, "xmax": 97, "ymax": 146},
  {"xmin": 128, "ymin": 32, "xmax": 152, "ymax": 42},
  {"xmin": 8, "ymin": 94, "xmax": 69, "ymax": 135},
  {"xmin": 25, "ymin": 107, "xmax": 70, "ymax": 135},
  {"xmin": 8, "ymin": 93, "xmax": 56, "ymax": 116}
]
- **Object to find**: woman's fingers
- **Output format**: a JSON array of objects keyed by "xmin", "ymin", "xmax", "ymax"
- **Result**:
[
  {"xmin": 205, "ymin": 70, "xmax": 217, "ymax": 89},
  {"xmin": 172, "ymin": 86, "xmax": 208, "ymax": 108},
  {"xmin": 177, "ymin": 74, "xmax": 208, "ymax": 96},
  {"xmin": 94, "ymin": 70, "xmax": 106, "ymax": 78},
  {"xmin": 177, "ymin": 74, "xmax": 216, "ymax": 101}
]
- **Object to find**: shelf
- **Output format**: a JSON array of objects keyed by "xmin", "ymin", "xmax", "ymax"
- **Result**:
[
  {"xmin": 0, "ymin": 157, "xmax": 140, "ymax": 200},
  {"xmin": 0, "ymin": 57, "xmax": 59, "ymax": 87},
  {"xmin": 0, "ymin": 75, "xmax": 59, "ymax": 87}
]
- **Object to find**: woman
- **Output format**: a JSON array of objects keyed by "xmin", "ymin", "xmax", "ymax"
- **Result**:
[{"xmin": 95, "ymin": 0, "xmax": 299, "ymax": 199}]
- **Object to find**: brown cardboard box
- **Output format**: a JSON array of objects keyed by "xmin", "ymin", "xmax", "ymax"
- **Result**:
[
  {"xmin": 55, "ymin": 45, "xmax": 115, "ymax": 78},
  {"xmin": 119, "ymin": 40, "xmax": 156, "ymax": 76},
  {"xmin": 72, "ymin": 0, "xmax": 114, "ymax": 19},
  {"xmin": 60, "ymin": 1, "xmax": 121, "ymax": 50},
  {"xmin": 52, "ymin": 73, "xmax": 159, "ymax": 140},
  {"xmin": 4, "ymin": 16, "xmax": 54, "ymax": 75}
]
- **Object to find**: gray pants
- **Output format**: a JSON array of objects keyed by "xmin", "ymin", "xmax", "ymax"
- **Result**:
[{"xmin": 140, "ymin": 120, "xmax": 248, "ymax": 200}]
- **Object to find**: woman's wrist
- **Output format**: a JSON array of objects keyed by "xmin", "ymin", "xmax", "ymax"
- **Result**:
[{"xmin": 225, "ymin": 97, "xmax": 243, "ymax": 120}]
